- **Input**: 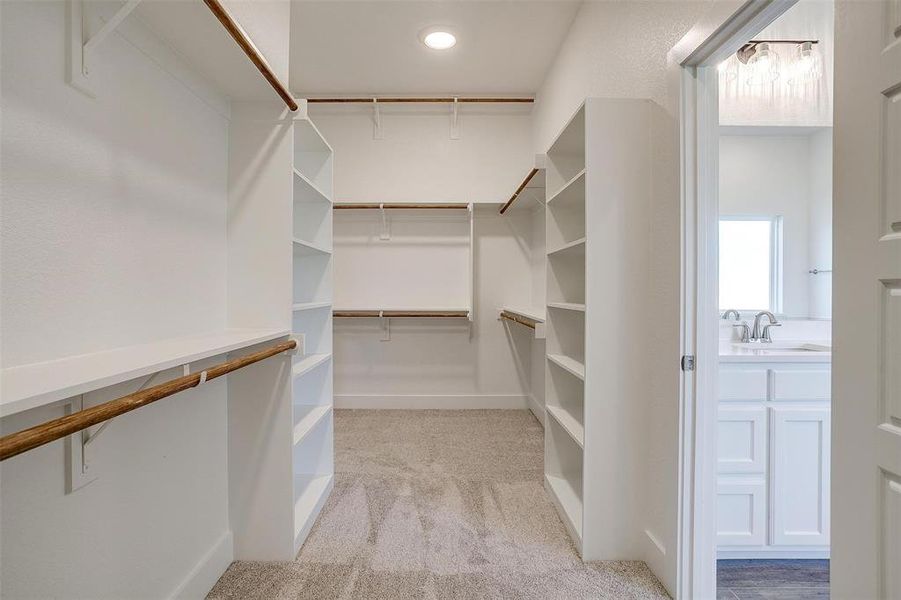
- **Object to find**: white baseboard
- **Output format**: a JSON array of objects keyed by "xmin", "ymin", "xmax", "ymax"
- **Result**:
[
  {"xmin": 528, "ymin": 394, "xmax": 545, "ymax": 426},
  {"xmin": 335, "ymin": 394, "xmax": 530, "ymax": 409},
  {"xmin": 169, "ymin": 531, "xmax": 234, "ymax": 600}
]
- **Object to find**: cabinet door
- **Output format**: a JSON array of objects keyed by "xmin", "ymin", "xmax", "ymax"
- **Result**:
[
  {"xmin": 717, "ymin": 478, "xmax": 767, "ymax": 546},
  {"xmin": 771, "ymin": 406, "xmax": 830, "ymax": 546},
  {"xmin": 717, "ymin": 406, "xmax": 766, "ymax": 473}
]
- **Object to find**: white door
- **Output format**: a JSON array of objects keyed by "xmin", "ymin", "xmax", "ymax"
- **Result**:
[
  {"xmin": 771, "ymin": 406, "xmax": 830, "ymax": 547},
  {"xmin": 833, "ymin": 2, "xmax": 901, "ymax": 598}
]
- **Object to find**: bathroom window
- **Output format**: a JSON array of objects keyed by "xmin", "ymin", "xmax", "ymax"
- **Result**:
[{"xmin": 719, "ymin": 216, "xmax": 783, "ymax": 312}]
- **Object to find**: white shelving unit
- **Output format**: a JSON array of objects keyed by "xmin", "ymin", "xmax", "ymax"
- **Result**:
[
  {"xmin": 290, "ymin": 113, "xmax": 335, "ymax": 554},
  {"xmin": 543, "ymin": 99, "xmax": 653, "ymax": 560}
]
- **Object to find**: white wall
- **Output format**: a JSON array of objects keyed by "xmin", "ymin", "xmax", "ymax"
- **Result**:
[
  {"xmin": 808, "ymin": 128, "xmax": 832, "ymax": 319},
  {"xmin": 310, "ymin": 107, "xmax": 540, "ymax": 408},
  {"xmin": 719, "ymin": 132, "xmax": 832, "ymax": 318},
  {"xmin": 0, "ymin": 2, "xmax": 232, "ymax": 596},
  {"xmin": 530, "ymin": 0, "xmax": 710, "ymax": 592}
]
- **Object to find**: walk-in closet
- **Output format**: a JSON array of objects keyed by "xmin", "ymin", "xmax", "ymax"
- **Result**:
[{"xmin": 5, "ymin": 0, "xmax": 866, "ymax": 598}]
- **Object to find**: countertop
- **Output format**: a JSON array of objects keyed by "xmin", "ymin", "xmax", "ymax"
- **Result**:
[{"xmin": 719, "ymin": 340, "xmax": 831, "ymax": 363}]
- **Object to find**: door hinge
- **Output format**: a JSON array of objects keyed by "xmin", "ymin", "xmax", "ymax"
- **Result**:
[{"xmin": 681, "ymin": 355, "xmax": 696, "ymax": 372}]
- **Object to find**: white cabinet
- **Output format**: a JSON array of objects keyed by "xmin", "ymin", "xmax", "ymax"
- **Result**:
[
  {"xmin": 716, "ymin": 363, "xmax": 830, "ymax": 558},
  {"xmin": 770, "ymin": 406, "xmax": 830, "ymax": 546}
]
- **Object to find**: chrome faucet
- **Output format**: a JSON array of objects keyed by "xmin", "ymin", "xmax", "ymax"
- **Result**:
[
  {"xmin": 733, "ymin": 321, "xmax": 751, "ymax": 343},
  {"xmin": 722, "ymin": 309, "xmax": 741, "ymax": 321},
  {"xmin": 751, "ymin": 311, "xmax": 780, "ymax": 342}
]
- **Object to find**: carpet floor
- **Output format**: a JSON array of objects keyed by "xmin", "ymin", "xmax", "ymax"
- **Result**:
[{"xmin": 208, "ymin": 409, "xmax": 670, "ymax": 599}]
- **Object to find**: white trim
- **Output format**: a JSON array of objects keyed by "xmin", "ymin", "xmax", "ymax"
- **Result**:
[
  {"xmin": 335, "ymin": 394, "xmax": 530, "ymax": 409},
  {"xmin": 168, "ymin": 531, "xmax": 233, "ymax": 600}
]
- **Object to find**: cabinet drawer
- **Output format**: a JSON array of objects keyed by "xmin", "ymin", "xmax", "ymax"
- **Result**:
[
  {"xmin": 717, "ymin": 407, "xmax": 767, "ymax": 473},
  {"xmin": 720, "ymin": 369, "xmax": 768, "ymax": 401},
  {"xmin": 772, "ymin": 370, "xmax": 831, "ymax": 401},
  {"xmin": 717, "ymin": 478, "xmax": 767, "ymax": 546}
]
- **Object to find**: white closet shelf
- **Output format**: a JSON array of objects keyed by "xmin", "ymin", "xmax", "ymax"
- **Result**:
[
  {"xmin": 544, "ymin": 474, "xmax": 583, "ymax": 542},
  {"xmin": 293, "ymin": 405, "xmax": 332, "ymax": 446},
  {"xmin": 547, "ymin": 302, "xmax": 586, "ymax": 312},
  {"xmin": 292, "ymin": 353, "xmax": 332, "ymax": 379},
  {"xmin": 293, "ymin": 238, "xmax": 332, "ymax": 255},
  {"xmin": 1, "ymin": 328, "xmax": 290, "ymax": 418},
  {"xmin": 546, "ymin": 405, "xmax": 584, "ymax": 448},
  {"xmin": 294, "ymin": 474, "xmax": 335, "ymax": 550},
  {"xmin": 293, "ymin": 168, "xmax": 331, "ymax": 203},
  {"xmin": 547, "ymin": 354, "xmax": 585, "ymax": 381},
  {"xmin": 293, "ymin": 301, "xmax": 333, "ymax": 312},
  {"xmin": 501, "ymin": 306, "xmax": 546, "ymax": 323},
  {"xmin": 547, "ymin": 237, "xmax": 586, "ymax": 257},
  {"xmin": 546, "ymin": 169, "xmax": 586, "ymax": 207}
]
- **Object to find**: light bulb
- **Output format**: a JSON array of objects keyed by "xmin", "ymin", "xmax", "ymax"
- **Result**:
[
  {"xmin": 788, "ymin": 41, "xmax": 822, "ymax": 84},
  {"xmin": 745, "ymin": 42, "xmax": 781, "ymax": 86}
]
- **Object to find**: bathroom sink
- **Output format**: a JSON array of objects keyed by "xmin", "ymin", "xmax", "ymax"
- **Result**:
[{"xmin": 731, "ymin": 342, "xmax": 831, "ymax": 353}]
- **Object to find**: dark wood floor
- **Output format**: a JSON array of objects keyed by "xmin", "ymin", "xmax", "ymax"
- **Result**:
[{"xmin": 717, "ymin": 560, "xmax": 830, "ymax": 599}]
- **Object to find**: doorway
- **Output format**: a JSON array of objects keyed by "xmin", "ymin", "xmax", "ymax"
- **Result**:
[{"xmin": 676, "ymin": 1, "xmax": 835, "ymax": 598}]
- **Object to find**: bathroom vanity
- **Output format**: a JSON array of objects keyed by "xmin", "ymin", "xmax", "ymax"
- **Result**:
[{"xmin": 717, "ymin": 342, "xmax": 831, "ymax": 558}]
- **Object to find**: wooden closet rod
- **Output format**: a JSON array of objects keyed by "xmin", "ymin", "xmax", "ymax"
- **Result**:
[
  {"xmin": 0, "ymin": 339, "xmax": 297, "ymax": 462},
  {"xmin": 202, "ymin": 0, "xmax": 298, "ymax": 112},
  {"xmin": 335, "ymin": 310, "xmax": 470, "ymax": 318},
  {"xmin": 499, "ymin": 168, "xmax": 540, "ymax": 215},
  {"xmin": 333, "ymin": 203, "xmax": 469, "ymax": 210},
  {"xmin": 500, "ymin": 311, "xmax": 537, "ymax": 330},
  {"xmin": 308, "ymin": 97, "xmax": 534, "ymax": 104}
]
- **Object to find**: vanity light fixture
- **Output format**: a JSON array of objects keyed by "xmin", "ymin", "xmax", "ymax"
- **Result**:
[
  {"xmin": 730, "ymin": 39, "xmax": 822, "ymax": 86},
  {"xmin": 421, "ymin": 28, "xmax": 457, "ymax": 50}
]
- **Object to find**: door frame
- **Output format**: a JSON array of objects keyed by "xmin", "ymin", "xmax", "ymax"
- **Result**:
[{"xmin": 672, "ymin": 2, "xmax": 799, "ymax": 598}]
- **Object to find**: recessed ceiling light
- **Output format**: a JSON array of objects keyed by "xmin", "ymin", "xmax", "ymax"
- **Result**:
[{"xmin": 421, "ymin": 29, "xmax": 456, "ymax": 50}]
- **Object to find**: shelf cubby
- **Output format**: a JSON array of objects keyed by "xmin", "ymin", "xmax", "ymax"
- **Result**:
[
  {"xmin": 545, "ymin": 415, "xmax": 584, "ymax": 547},
  {"xmin": 295, "ymin": 120, "xmax": 333, "ymax": 200},
  {"xmin": 547, "ymin": 249, "xmax": 585, "ymax": 306},
  {"xmin": 294, "ymin": 172, "xmax": 332, "ymax": 250},
  {"xmin": 546, "ymin": 359, "xmax": 584, "ymax": 447},
  {"xmin": 546, "ymin": 308, "xmax": 584, "ymax": 367},
  {"xmin": 545, "ymin": 105, "xmax": 585, "ymax": 199},
  {"xmin": 292, "ymin": 307, "xmax": 333, "ymax": 355},
  {"xmin": 547, "ymin": 171, "xmax": 585, "ymax": 250},
  {"xmin": 293, "ymin": 252, "xmax": 332, "ymax": 305}
]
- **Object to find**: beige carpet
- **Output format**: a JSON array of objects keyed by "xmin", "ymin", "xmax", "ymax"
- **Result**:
[{"xmin": 208, "ymin": 410, "xmax": 670, "ymax": 599}]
